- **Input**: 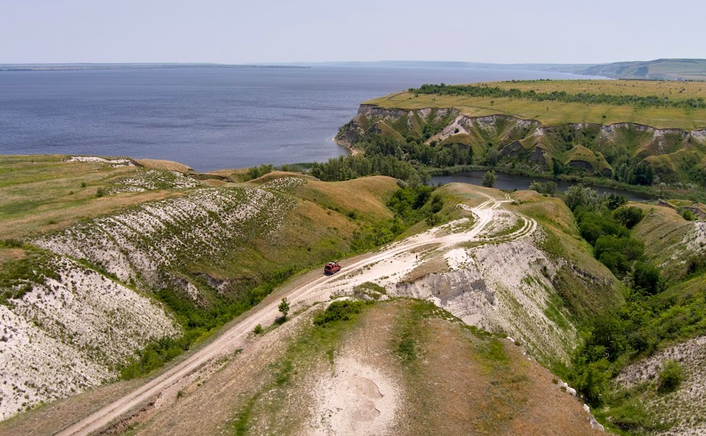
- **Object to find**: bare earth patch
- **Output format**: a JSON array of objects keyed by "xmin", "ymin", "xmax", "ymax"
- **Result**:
[{"xmin": 309, "ymin": 357, "xmax": 399, "ymax": 436}]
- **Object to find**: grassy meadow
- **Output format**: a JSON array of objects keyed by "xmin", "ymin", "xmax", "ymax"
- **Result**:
[{"xmin": 367, "ymin": 80, "xmax": 706, "ymax": 130}]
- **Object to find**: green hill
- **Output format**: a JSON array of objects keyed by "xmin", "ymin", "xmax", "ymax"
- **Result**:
[
  {"xmin": 578, "ymin": 58, "xmax": 706, "ymax": 81},
  {"xmin": 336, "ymin": 80, "xmax": 706, "ymax": 196}
]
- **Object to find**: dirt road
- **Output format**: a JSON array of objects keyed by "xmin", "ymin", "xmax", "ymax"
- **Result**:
[{"xmin": 55, "ymin": 194, "xmax": 534, "ymax": 436}]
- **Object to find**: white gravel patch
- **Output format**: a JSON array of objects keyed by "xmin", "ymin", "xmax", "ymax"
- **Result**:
[
  {"xmin": 308, "ymin": 357, "xmax": 399, "ymax": 436},
  {"xmin": 66, "ymin": 156, "xmax": 133, "ymax": 166}
]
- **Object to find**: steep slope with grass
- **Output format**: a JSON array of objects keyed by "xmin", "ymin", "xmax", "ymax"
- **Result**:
[
  {"xmin": 586, "ymin": 203, "xmax": 706, "ymax": 436},
  {"xmin": 385, "ymin": 185, "xmax": 622, "ymax": 366},
  {"xmin": 545, "ymin": 190, "xmax": 706, "ymax": 435},
  {"xmin": 338, "ymin": 80, "xmax": 706, "ymax": 190},
  {"xmin": 0, "ymin": 156, "xmax": 401, "ymax": 420},
  {"xmin": 1, "ymin": 157, "xmax": 622, "ymax": 434}
]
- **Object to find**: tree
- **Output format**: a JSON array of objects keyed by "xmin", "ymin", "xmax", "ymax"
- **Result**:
[
  {"xmin": 633, "ymin": 261, "xmax": 660, "ymax": 294},
  {"xmin": 482, "ymin": 170, "xmax": 497, "ymax": 188},
  {"xmin": 529, "ymin": 181, "xmax": 558, "ymax": 196},
  {"xmin": 564, "ymin": 185, "xmax": 588, "ymax": 211},
  {"xmin": 278, "ymin": 297, "xmax": 290, "ymax": 320},
  {"xmin": 613, "ymin": 206, "xmax": 644, "ymax": 229},
  {"xmin": 629, "ymin": 162, "xmax": 654, "ymax": 186},
  {"xmin": 682, "ymin": 209, "xmax": 696, "ymax": 221}
]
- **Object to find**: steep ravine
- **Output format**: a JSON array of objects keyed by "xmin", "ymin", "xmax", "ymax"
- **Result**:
[{"xmin": 338, "ymin": 104, "xmax": 706, "ymax": 183}]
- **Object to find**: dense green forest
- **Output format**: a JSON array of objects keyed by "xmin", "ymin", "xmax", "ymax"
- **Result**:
[{"xmin": 310, "ymin": 135, "xmax": 472, "ymax": 185}]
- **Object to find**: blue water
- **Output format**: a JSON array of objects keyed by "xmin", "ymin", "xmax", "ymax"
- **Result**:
[{"xmin": 0, "ymin": 66, "xmax": 595, "ymax": 172}]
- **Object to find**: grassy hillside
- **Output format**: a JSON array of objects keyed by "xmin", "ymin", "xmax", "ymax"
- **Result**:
[
  {"xmin": 336, "ymin": 80, "xmax": 706, "ymax": 197},
  {"xmin": 369, "ymin": 80, "xmax": 706, "ymax": 129},
  {"xmin": 578, "ymin": 59, "xmax": 706, "ymax": 81},
  {"xmin": 0, "ymin": 155, "xmax": 407, "ymax": 418}
]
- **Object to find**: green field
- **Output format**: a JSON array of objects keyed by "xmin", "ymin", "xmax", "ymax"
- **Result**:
[{"xmin": 367, "ymin": 80, "xmax": 706, "ymax": 130}]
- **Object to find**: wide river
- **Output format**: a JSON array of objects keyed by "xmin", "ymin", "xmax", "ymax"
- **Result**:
[{"xmin": 0, "ymin": 65, "xmax": 596, "ymax": 172}]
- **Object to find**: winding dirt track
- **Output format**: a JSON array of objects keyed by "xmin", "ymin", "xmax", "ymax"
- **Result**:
[{"xmin": 55, "ymin": 194, "xmax": 535, "ymax": 436}]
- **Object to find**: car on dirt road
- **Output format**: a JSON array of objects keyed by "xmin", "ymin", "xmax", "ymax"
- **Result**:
[{"xmin": 324, "ymin": 261, "xmax": 341, "ymax": 275}]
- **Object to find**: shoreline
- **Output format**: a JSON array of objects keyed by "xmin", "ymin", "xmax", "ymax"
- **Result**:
[{"xmin": 332, "ymin": 135, "xmax": 362, "ymax": 156}]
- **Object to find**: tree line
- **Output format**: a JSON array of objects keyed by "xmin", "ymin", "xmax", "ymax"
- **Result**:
[
  {"xmin": 309, "ymin": 135, "xmax": 474, "ymax": 185},
  {"xmin": 410, "ymin": 83, "xmax": 706, "ymax": 110}
]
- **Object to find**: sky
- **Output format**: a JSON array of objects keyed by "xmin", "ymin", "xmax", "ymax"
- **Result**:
[{"xmin": 1, "ymin": 0, "xmax": 704, "ymax": 65}]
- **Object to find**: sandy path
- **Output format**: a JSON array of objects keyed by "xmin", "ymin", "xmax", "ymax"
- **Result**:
[{"xmin": 55, "ymin": 193, "xmax": 533, "ymax": 436}]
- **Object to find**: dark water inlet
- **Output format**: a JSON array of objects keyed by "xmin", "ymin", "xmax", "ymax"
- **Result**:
[{"xmin": 430, "ymin": 171, "xmax": 654, "ymax": 202}]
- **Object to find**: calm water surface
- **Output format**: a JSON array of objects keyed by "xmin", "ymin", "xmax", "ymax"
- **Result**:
[{"xmin": 1, "ymin": 66, "xmax": 594, "ymax": 172}]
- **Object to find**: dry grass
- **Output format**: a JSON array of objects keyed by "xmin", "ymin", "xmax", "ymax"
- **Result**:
[
  {"xmin": 510, "ymin": 190, "xmax": 579, "ymax": 237},
  {"xmin": 293, "ymin": 176, "xmax": 399, "ymax": 220},
  {"xmin": 134, "ymin": 159, "xmax": 193, "ymax": 173},
  {"xmin": 490, "ymin": 80, "xmax": 706, "ymax": 99},
  {"xmin": 0, "ymin": 293, "xmax": 602, "ymax": 436},
  {"xmin": 631, "ymin": 202, "xmax": 695, "ymax": 282},
  {"xmin": 0, "ymin": 248, "xmax": 25, "ymax": 265},
  {"xmin": 387, "ymin": 300, "xmax": 601, "ymax": 436},
  {"xmin": 401, "ymin": 253, "xmax": 448, "ymax": 283},
  {"xmin": 367, "ymin": 80, "xmax": 706, "ymax": 130},
  {"xmin": 0, "ymin": 155, "xmax": 187, "ymax": 239},
  {"xmin": 207, "ymin": 168, "xmax": 251, "ymax": 182}
]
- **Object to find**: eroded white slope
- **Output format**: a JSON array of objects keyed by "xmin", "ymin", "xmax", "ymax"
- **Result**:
[
  {"xmin": 0, "ymin": 258, "xmax": 178, "ymax": 420},
  {"xmin": 1, "ymin": 186, "xmax": 295, "ymax": 420}
]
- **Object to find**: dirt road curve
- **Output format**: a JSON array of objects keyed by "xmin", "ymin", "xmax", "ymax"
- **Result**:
[{"xmin": 55, "ymin": 194, "xmax": 533, "ymax": 436}]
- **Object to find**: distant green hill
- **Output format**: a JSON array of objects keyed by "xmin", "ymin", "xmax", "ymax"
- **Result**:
[{"xmin": 577, "ymin": 59, "xmax": 706, "ymax": 81}]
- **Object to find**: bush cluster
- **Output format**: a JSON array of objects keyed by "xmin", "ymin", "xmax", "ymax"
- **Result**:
[
  {"xmin": 313, "ymin": 300, "xmax": 370, "ymax": 326},
  {"xmin": 410, "ymin": 83, "xmax": 706, "ymax": 110}
]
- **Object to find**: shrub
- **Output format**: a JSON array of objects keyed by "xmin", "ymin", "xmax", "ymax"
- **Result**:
[
  {"xmin": 0, "ymin": 239, "xmax": 23, "ymax": 248},
  {"xmin": 278, "ymin": 298, "xmax": 290, "ymax": 320},
  {"xmin": 482, "ymin": 170, "xmax": 497, "ymax": 188},
  {"xmin": 247, "ymin": 164, "xmax": 274, "ymax": 180},
  {"xmin": 313, "ymin": 300, "xmax": 369, "ymax": 326},
  {"xmin": 682, "ymin": 209, "xmax": 696, "ymax": 221},
  {"xmin": 529, "ymin": 180, "xmax": 558, "ymax": 196},
  {"xmin": 633, "ymin": 261, "xmax": 661, "ymax": 294},
  {"xmin": 253, "ymin": 324, "xmax": 263, "ymax": 334},
  {"xmin": 605, "ymin": 193, "xmax": 628, "ymax": 210},
  {"xmin": 613, "ymin": 206, "xmax": 644, "ymax": 229},
  {"xmin": 657, "ymin": 360, "xmax": 683, "ymax": 394},
  {"xmin": 578, "ymin": 212, "xmax": 628, "ymax": 245},
  {"xmin": 595, "ymin": 235, "xmax": 644, "ymax": 263}
]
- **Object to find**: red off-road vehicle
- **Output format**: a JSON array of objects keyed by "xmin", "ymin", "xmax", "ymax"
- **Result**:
[{"xmin": 324, "ymin": 261, "xmax": 341, "ymax": 275}]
